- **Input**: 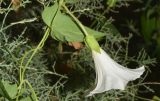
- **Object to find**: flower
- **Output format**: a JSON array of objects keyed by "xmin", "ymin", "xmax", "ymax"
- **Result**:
[
  {"xmin": 85, "ymin": 35, "xmax": 145, "ymax": 96},
  {"xmin": 87, "ymin": 48, "xmax": 145, "ymax": 96}
]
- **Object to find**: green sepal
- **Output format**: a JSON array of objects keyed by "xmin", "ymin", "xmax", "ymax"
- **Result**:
[{"xmin": 85, "ymin": 35, "xmax": 100, "ymax": 53}]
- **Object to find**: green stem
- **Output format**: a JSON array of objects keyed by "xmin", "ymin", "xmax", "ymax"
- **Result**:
[
  {"xmin": 19, "ymin": 49, "xmax": 34, "ymax": 83},
  {"xmin": 17, "ymin": 28, "xmax": 50, "ymax": 101},
  {"xmin": 62, "ymin": 4, "xmax": 89, "ymax": 36},
  {"xmin": 17, "ymin": 1, "xmax": 63, "ymax": 100},
  {"xmin": 16, "ymin": 80, "xmax": 25, "ymax": 101},
  {"xmin": 25, "ymin": 80, "xmax": 38, "ymax": 101},
  {"xmin": 21, "ymin": 28, "xmax": 50, "ymax": 81}
]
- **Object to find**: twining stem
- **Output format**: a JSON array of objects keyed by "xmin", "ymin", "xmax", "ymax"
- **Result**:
[
  {"xmin": 62, "ymin": 4, "xmax": 89, "ymax": 36},
  {"xmin": 19, "ymin": 49, "xmax": 34, "ymax": 83},
  {"xmin": 18, "ymin": 1, "xmax": 89, "ymax": 100},
  {"xmin": 21, "ymin": 28, "xmax": 50, "ymax": 81},
  {"xmin": 17, "ymin": 28, "xmax": 50, "ymax": 101},
  {"xmin": 17, "ymin": 0, "xmax": 65, "ymax": 100}
]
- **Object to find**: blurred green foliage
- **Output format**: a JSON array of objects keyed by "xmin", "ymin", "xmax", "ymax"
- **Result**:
[{"xmin": 140, "ymin": 0, "xmax": 160, "ymax": 57}]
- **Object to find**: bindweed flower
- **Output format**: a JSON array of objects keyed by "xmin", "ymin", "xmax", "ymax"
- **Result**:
[
  {"xmin": 87, "ymin": 48, "xmax": 145, "ymax": 96},
  {"xmin": 85, "ymin": 35, "xmax": 145, "ymax": 96}
]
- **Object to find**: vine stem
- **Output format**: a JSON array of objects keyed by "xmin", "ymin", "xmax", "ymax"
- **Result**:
[
  {"xmin": 21, "ymin": 28, "xmax": 50, "ymax": 81},
  {"xmin": 17, "ymin": 0, "xmax": 64, "ymax": 100},
  {"xmin": 25, "ymin": 80, "xmax": 38, "ymax": 101},
  {"xmin": 62, "ymin": 4, "xmax": 89, "ymax": 36},
  {"xmin": 17, "ymin": 28, "xmax": 50, "ymax": 101}
]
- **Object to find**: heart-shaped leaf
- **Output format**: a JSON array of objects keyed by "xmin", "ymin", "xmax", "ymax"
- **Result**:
[
  {"xmin": 0, "ymin": 80, "xmax": 18, "ymax": 100},
  {"xmin": 42, "ymin": 2, "xmax": 59, "ymax": 26},
  {"xmin": 42, "ymin": 4, "xmax": 106, "ymax": 42}
]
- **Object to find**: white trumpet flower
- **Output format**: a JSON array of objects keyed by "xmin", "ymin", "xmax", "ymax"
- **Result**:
[
  {"xmin": 87, "ymin": 48, "xmax": 145, "ymax": 96},
  {"xmin": 85, "ymin": 35, "xmax": 145, "ymax": 96}
]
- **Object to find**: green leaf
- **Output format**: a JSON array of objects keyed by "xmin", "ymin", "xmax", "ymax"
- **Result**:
[
  {"xmin": 0, "ymin": 80, "xmax": 18, "ymax": 100},
  {"xmin": 20, "ymin": 96, "xmax": 33, "ymax": 101},
  {"xmin": 42, "ymin": 5, "xmax": 106, "ymax": 42},
  {"xmin": 42, "ymin": 3, "xmax": 59, "ymax": 26},
  {"xmin": 52, "ymin": 13, "xmax": 105, "ymax": 42}
]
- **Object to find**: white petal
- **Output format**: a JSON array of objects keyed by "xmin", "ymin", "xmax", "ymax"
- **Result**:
[{"xmin": 87, "ymin": 48, "xmax": 145, "ymax": 96}]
